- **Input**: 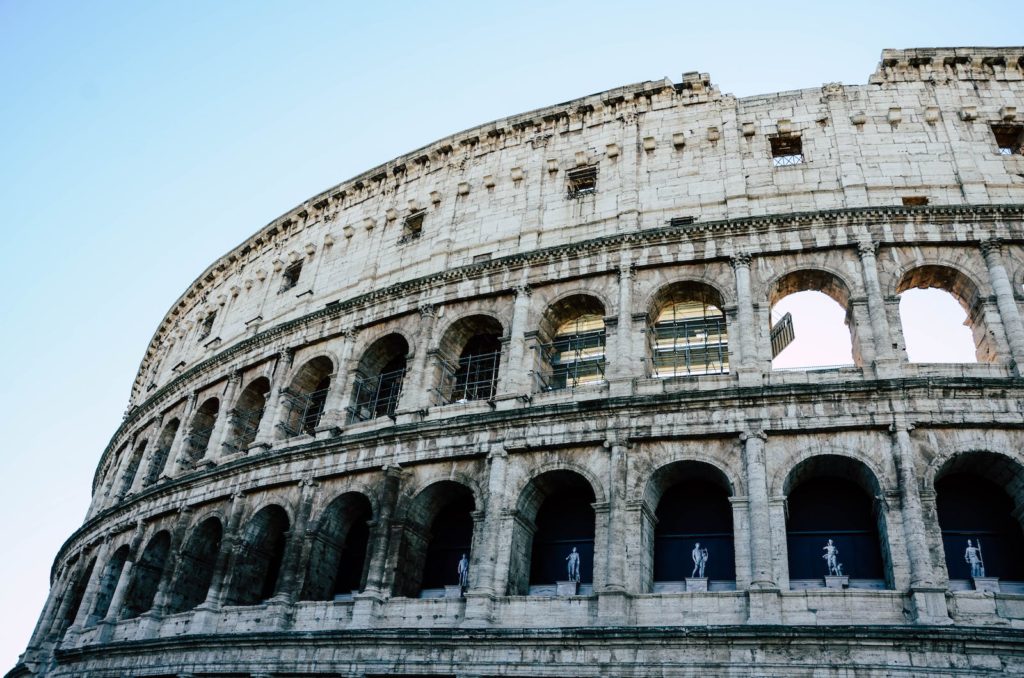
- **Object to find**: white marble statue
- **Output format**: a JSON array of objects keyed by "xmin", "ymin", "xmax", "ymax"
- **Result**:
[
  {"xmin": 691, "ymin": 542, "xmax": 708, "ymax": 578},
  {"xmin": 822, "ymin": 539, "xmax": 841, "ymax": 576},
  {"xmin": 566, "ymin": 547, "xmax": 581, "ymax": 582},
  {"xmin": 457, "ymin": 553, "xmax": 469, "ymax": 588},
  {"xmin": 965, "ymin": 539, "xmax": 985, "ymax": 578}
]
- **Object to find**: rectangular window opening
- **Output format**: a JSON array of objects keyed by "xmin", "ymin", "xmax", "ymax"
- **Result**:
[
  {"xmin": 901, "ymin": 196, "xmax": 929, "ymax": 206},
  {"xmin": 567, "ymin": 166, "xmax": 598, "ymax": 198},
  {"xmin": 399, "ymin": 211, "xmax": 425, "ymax": 244},
  {"xmin": 198, "ymin": 312, "xmax": 216, "ymax": 341},
  {"xmin": 669, "ymin": 216, "xmax": 696, "ymax": 227},
  {"xmin": 770, "ymin": 135, "xmax": 804, "ymax": 167},
  {"xmin": 992, "ymin": 124, "xmax": 1024, "ymax": 155},
  {"xmin": 280, "ymin": 261, "xmax": 302, "ymax": 292}
]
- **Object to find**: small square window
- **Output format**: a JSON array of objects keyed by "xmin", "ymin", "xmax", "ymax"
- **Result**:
[
  {"xmin": 992, "ymin": 124, "xmax": 1023, "ymax": 155},
  {"xmin": 280, "ymin": 261, "xmax": 302, "ymax": 292},
  {"xmin": 770, "ymin": 135, "xmax": 804, "ymax": 167},
  {"xmin": 567, "ymin": 166, "xmax": 598, "ymax": 198},
  {"xmin": 399, "ymin": 212, "xmax": 425, "ymax": 244},
  {"xmin": 902, "ymin": 196, "xmax": 929, "ymax": 206},
  {"xmin": 198, "ymin": 312, "xmax": 216, "ymax": 341}
]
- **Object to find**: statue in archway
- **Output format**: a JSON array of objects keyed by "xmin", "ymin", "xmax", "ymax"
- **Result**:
[
  {"xmin": 457, "ymin": 553, "xmax": 469, "ymax": 588},
  {"xmin": 691, "ymin": 542, "xmax": 708, "ymax": 578},
  {"xmin": 565, "ymin": 547, "xmax": 581, "ymax": 582},
  {"xmin": 822, "ymin": 539, "xmax": 841, "ymax": 576},
  {"xmin": 965, "ymin": 539, "xmax": 985, "ymax": 578}
]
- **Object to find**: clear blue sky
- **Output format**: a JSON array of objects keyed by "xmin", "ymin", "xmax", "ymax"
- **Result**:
[{"xmin": 1, "ymin": 0, "xmax": 1019, "ymax": 668}]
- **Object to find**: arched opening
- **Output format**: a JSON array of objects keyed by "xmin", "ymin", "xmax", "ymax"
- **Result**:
[
  {"xmin": 508, "ymin": 470, "xmax": 597, "ymax": 595},
  {"xmin": 537, "ymin": 295, "xmax": 606, "ymax": 391},
  {"xmin": 897, "ymin": 266, "xmax": 989, "ymax": 363},
  {"xmin": 142, "ymin": 418, "xmax": 178, "ymax": 487},
  {"xmin": 183, "ymin": 398, "xmax": 219, "ymax": 463},
  {"xmin": 769, "ymin": 270, "xmax": 857, "ymax": 370},
  {"xmin": 116, "ymin": 440, "xmax": 147, "ymax": 498},
  {"xmin": 435, "ymin": 315, "xmax": 504, "ymax": 405},
  {"xmin": 646, "ymin": 461, "xmax": 735, "ymax": 591},
  {"xmin": 58, "ymin": 557, "xmax": 94, "ymax": 636},
  {"xmin": 279, "ymin": 357, "xmax": 333, "ymax": 437},
  {"xmin": 101, "ymin": 444, "xmax": 128, "ymax": 496},
  {"xmin": 935, "ymin": 452, "xmax": 1024, "ymax": 587},
  {"xmin": 301, "ymin": 492, "xmax": 373, "ymax": 601},
  {"xmin": 393, "ymin": 481, "xmax": 476, "ymax": 597},
  {"xmin": 166, "ymin": 517, "xmax": 222, "ymax": 614},
  {"xmin": 224, "ymin": 505, "xmax": 290, "ymax": 606},
  {"xmin": 121, "ymin": 531, "xmax": 171, "ymax": 619},
  {"xmin": 349, "ymin": 334, "xmax": 409, "ymax": 422},
  {"xmin": 648, "ymin": 282, "xmax": 729, "ymax": 377},
  {"xmin": 226, "ymin": 377, "xmax": 270, "ymax": 451},
  {"xmin": 89, "ymin": 544, "xmax": 130, "ymax": 624},
  {"xmin": 784, "ymin": 456, "xmax": 888, "ymax": 589}
]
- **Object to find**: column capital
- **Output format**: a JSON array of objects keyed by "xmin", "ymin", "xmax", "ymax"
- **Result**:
[
  {"xmin": 730, "ymin": 252, "xmax": 753, "ymax": 269},
  {"xmin": 857, "ymin": 239, "xmax": 879, "ymax": 258},
  {"xmin": 513, "ymin": 283, "xmax": 532, "ymax": 298},
  {"xmin": 418, "ymin": 303, "xmax": 437, "ymax": 318},
  {"xmin": 980, "ymin": 237, "xmax": 1003, "ymax": 259},
  {"xmin": 617, "ymin": 262, "xmax": 635, "ymax": 280},
  {"xmin": 739, "ymin": 429, "xmax": 767, "ymax": 442},
  {"xmin": 340, "ymin": 326, "xmax": 360, "ymax": 340},
  {"xmin": 279, "ymin": 347, "xmax": 295, "ymax": 368}
]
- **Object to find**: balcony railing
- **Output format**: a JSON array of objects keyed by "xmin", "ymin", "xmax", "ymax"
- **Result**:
[
  {"xmin": 226, "ymin": 406, "xmax": 264, "ymax": 450},
  {"xmin": 279, "ymin": 387, "xmax": 329, "ymax": 437},
  {"xmin": 435, "ymin": 351, "xmax": 501, "ymax": 405},
  {"xmin": 347, "ymin": 368, "xmax": 405, "ymax": 423},
  {"xmin": 537, "ymin": 331, "xmax": 606, "ymax": 391},
  {"xmin": 649, "ymin": 317, "xmax": 729, "ymax": 377}
]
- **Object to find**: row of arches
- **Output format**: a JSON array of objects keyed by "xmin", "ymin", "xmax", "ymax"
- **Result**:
[
  {"xmin": 103, "ymin": 260, "xmax": 1014, "ymax": 499},
  {"xmin": 59, "ymin": 449, "xmax": 1024, "ymax": 638}
]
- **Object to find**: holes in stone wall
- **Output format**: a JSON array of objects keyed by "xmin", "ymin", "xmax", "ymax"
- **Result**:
[
  {"xmin": 280, "ymin": 358, "xmax": 333, "ymax": 438},
  {"xmin": 349, "ymin": 334, "xmax": 408, "ymax": 423},
  {"xmin": 566, "ymin": 166, "xmax": 598, "ymax": 198},
  {"xmin": 770, "ymin": 135, "xmax": 803, "ymax": 166},
  {"xmin": 992, "ymin": 123, "xmax": 1024, "ymax": 155},
  {"xmin": 121, "ymin": 531, "xmax": 171, "ymax": 619},
  {"xmin": 769, "ymin": 270, "xmax": 856, "ymax": 370},
  {"xmin": 227, "ymin": 377, "xmax": 270, "ymax": 451}
]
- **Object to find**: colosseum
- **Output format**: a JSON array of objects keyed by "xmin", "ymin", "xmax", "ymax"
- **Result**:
[{"xmin": 10, "ymin": 46, "xmax": 1024, "ymax": 677}]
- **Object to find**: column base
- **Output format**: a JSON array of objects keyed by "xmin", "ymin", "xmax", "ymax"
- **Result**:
[
  {"xmin": 973, "ymin": 576, "xmax": 1001, "ymax": 593},
  {"xmin": 824, "ymin": 575, "xmax": 849, "ymax": 590},
  {"xmin": 607, "ymin": 378, "xmax": 635, "ymax": 398},
  {"xmin": 736, "ymin": 368, "xmax": 764, "ymax": 388},
  {"xmin": 189, "ymin": 604, "xmax": 220, "ymax": 634},
  {"xmin": 909, "ymin": 586, "xmax": 953, "ymax": 624},
  {"xmin": 597, "ymin": 589, "xmax": 631, "ymax": 625},
  {"xmin": 461, "ymin": 591, "xmax": 495, "ymax": 627},
  {"xmin": 746, "ymin": 587, "xmax": 782, "ymax": 624},
  {"xmin": 555, "ymin": 581, "xmax": 579, "ymax": 596},
  {"xmin": 872, "ymin": 357, "xmax": 901, "ymax": 379},
  {"xmin": 94, "ymin": 619, "xmax": 116, "ymax": 643},
  {"xmin": 685, "ymin": 577, "xmax": 708, "ymax": 592},
  {"xmin": 349, "ymin": 590, "xmax": 385, "ymax": 628}
]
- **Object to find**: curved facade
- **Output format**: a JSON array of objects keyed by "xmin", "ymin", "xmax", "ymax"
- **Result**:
[{"xmin": 12, "ymin": 47, "xmax": 1024, "ymax": 677}]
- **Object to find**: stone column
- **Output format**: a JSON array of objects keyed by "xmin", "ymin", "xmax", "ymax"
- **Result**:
[
  {"xmin": 352, "ymin": 466, "xmax": 403, "ymax": 628},
  {"xmin": 67, "ymin": 537, "xmax": 112, "ymax": 636},
  {"xmin": 500, "ymin": 284, "xmax": 532, "ymax": 398},
  {"xmin": 397, "ymin": 305, "xmax": 438, "ymax": 413},
  {"xmin": 166, "ymin": 392, "xmax": 199, "ymax": 475},
  {"xmin": 146, "ymin": 507, "xmax": 194, "ymax": 619},
  {"xmin": 273, "ymin": 478, "xmax": 319, "ymax": 602},
  {"xmin": 598, "ymin": 434, "xmax": 630, "ymax": 623},
  {"xmin": 741, "ymin": 431, "xmax": 775, "ymax": 589},
  {"xmin": 317, "ymin": 328, "xmax": 359, "ymax": 431},
  {"xmin": 981, "ymin": 238, "xmax": 1024, "ymax": 372},
  {"xmin": 606, "ymin": 263, "xmax": 636, "ymax": 395},
  {"xmin": 101, "ymin": 523, "xmax": 145, "ymax": 624},
  {"xmin": 28, "ymin": 563, "xmax": 75, "ymax": 649},
  {"xmin": 198, "ymin": 492, "xmax": 247, "ymax": 610},
  {"xmin": 252, "ymin": 349, "xmax": 294, "ymax": 449},
  {"xmin": 468, "ymin": 446, "xmax": 508, "ymax": 596},
  {"xmin": 857, "ymin": 241, "xmax": 899, "ymax": 376},
  {"xmin": 891, "ymin": 421, "xmax": 951, "ymax": 624},
  {"xmin": 210, "ymin": 371, "xmax": 243, "ymax": 460},
  {"xmin": 731, "ymin": 253, "xmax": 761, "ymax": 384}
]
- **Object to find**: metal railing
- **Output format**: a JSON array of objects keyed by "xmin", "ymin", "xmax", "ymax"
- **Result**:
[
  {"xmin": 279, "ymin": 387, "xmax": 330, "ymax": 437},
  {"xmin": 347, "ymin": 368, "xmax": 405, "ymax": 423},
  {"xmin": 537, "ymin": 331, "xmax": 606, "ymax": 391},
  {"xmin": 435, "ymin": 351, "xmax": 501, "ymax": 405},
  {"xmin": 227, "ymin": 406, "xmax": 264, "ymax": 450},
  {"xmin": 649, "ymin": 317, "xmax": 729, "ymax": 377},
  {"xmin": 183, "ymin": 425, "xmax": 215, "ymax": 461}
]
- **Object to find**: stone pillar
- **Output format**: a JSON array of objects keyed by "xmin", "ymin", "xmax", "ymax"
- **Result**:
[
  {"xmin": 500, "ymin": 284, "xmax": 532, "ymax": 397},
  {"xmin": 352, "ymin": 466, "xmax": 403, "ymax": 628},
  {"xmin": 857, "ymin": 241, "xmax": 899, "ymax": 376},
  {"xmin": 398, "ymin": 305, "xmax": 438, "ymax": 413},
  {"xmin": 252, "ymin": 349, "xmax": 294, "ymax": 448},
  {"xmin": 167, "ymin": 392, "xmax": 199, "ymax": 474},
  {"xmin": 598, "ymin": 434, "xmax": 630, "ymax": 623},
  {"xmin": 100, "ymin": 523, "xmax": 145, "ymax": 625},
  {"xmin": 606, "ymin": 263, "xmax": 636, "ymax": 395},
  {"xmin": 317, "ymin": 328, "xmax": 359, "ymax": 431},
  {"xmin": 891, "ymin": 421, "xmax": 951, "ymax": 624},
  {"xmin": 731, "ymin": 253, "xmax": 761, "ymax": 384},
  {"xmin": 741, "ymin": 431, "xmax": 774, "ymax": 589},
  {"xmin": 210, "ymin": 371, "xmax": 243, "ymax": 460},
  {"xmin": 67, "ymin": 537, "xmax": 112, "ymax": 635},
  {"xmin": 468, "ymin": 446, "xmax": 508, "ymax": 596},
  {"xmin": 28, "ymin": 563, "xmax": 75, "ymax": 649},
  {"xmin": 981, "ymin": 239, "xmax": 1024, "ymax": 372},
  {"xmin": 273, "ymin": 478, "xmax": 319, "ymax": 602}
]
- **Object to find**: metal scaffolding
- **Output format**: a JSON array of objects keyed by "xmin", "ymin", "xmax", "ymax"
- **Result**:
[
  {"xmin": 347, "ymin": 368, "xmax": 405, "ymax": 423},
  {"xmin": 538, "ymin": 314, "xmax": 607, "ymax": 390},
  {"xmin": 435, "ymin": 350, "xmax": 501, "ymax": 405},
  {"xmin": 649, "ymin": 300, "xmax": 729, "ymax": 377},
  {"xmin": 279, "ymin": 386, "xmax": 330, "ymax": 437}
]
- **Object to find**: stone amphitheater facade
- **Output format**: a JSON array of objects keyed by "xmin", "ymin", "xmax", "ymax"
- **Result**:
[{"xmin": 11, "ymin": 47, "xmax": 1024, "ymax": 677}]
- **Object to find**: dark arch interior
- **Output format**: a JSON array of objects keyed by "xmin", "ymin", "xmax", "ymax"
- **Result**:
[
  {"xmin": 143, "ymin": 418, "xmax": 178, "ymax": 486},
  {"xmin": 654, "ymin": 478, "xmax": 735, "ymax": 582},
  {"xmin": 393, "ymin": 482, "xmax": 476, "ymax": 597},
  {"xmin": 59, "ymin": 558, "xmax": 95, "ymax": 634},
  {"xmin": 185, "ymin": 398, "xmax": 220, "ymax": 461},
  {"xmin": 281, "ymin": 357, "xmax": 333, "ymax": 437},
  {"xmin": 117, "ymin": 440, "xmax": 147, "ymax": 497},
  {"xmin": 936, "ymin": 473, "xmax": 1024, "ymax": 581},
  {"xmin": 420, "ymin": 494, "xmax": 475, "ymax": 591},
  {"xmin": 351, "ymin": 334, "xmax": 410, "ymax": 421},
  {"xmin": 167, "ymin": 517, "xmax": 222, "ymax": 614},
  {"xmin": 225, "ymin": 505, "xmax": 290, "ymax": 606},
  {"xmin": 121, "ymin": 531, "xmax": 171, "ymax": 619},
  {"xmin": 90, "ymin": 545, "xmax": 130, "ymax": 623},
  {"xmin": 448, "ymin": 333, "xmax": 503, "ymax": 403},
  {"xmin": 301, "ymin": 493, "xmax": 373, "ymax": 601},
  {"xmin": 228, "ymin": 376, "xmax": 270, "ymax": 450},
  {"xmin": 528, "ymin": 472, "xmax": 596, "ymax": 586},
  {"xmin": 786, "ymin": 477, "xmax": 884, "ymax": 580}
]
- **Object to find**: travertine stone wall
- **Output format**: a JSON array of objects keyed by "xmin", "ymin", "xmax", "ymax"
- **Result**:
[{"xmin": 11, "ymin": 47, "xmax": 1024, "ymax": 678}]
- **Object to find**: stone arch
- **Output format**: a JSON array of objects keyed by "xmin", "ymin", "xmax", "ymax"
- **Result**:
[
  {"xmin": 781, "ymin": 454, "xmax": 892, "ymax": 587},
  {"xmin": 771, "ymin": 444, "xmax": 892, "ymax": 498},
  {"xmin": 57, "ymin": 556, "xmax": 95, "ymax": 636},
  {"xmin": 89, "ymin": 543, "xmax": 131, "ymax": 624},
  {"xmin": 392, "ymin": 479, "xmax": 477, "ymax": 597},
  {"xmin": 143, "ymin": 418, "xmax": 178, "ymax": 487},
  {"xmin": 278, "ymin": 356, "xmax": 334, "ymax": 438},
  {"xmin": 166, "ymin": 515, "xmax": 223, "ymax": 614},
  {"xmin": 508, "ymin": 468, "xmax": 600, "ymax": 595},
  {"xmin": 434, "ymin": 313, "xmax": 505, "ymax": 404},
  {"xmin": 766, "ymin": 267, "xmax": 860, "ymax": 368},
  {"xmin": 349, "ymin": 333, "xmax": 410, "ymax": 422},
  {"xmin": 895, "ymin": 264, "xmax": 994, "ymax": 363},
  {"xmin": 116, "ymin": 439, "xmax": 148, "ymax": 498},
  {"xmin": 120, "ymin": 530, "xmax": 171, "ymax": 619},
  {"xmin": 224, "ymin": 504, "xmax": 291, "ymax": 606},
  {"xmin": 536, "ymin": 293, "xmax": 608, "ymax": 390},
  {"xmin": 182, "ymin": 397, "xmax": 220, "ymax": 463},
  {"xmin": 930, "ymin": 449, "xmax": 1024, "ymax": 582},
  {"xmin": 644, "ymin": 280, "xmax": 730, "ymax": 377},
  {"xmin": 301, "ymin": 491, "xmax": 375, "ymax": 601},
  {"xmin": 226, "ymin": 376, "xmax": 270, "ymax": 451}
]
